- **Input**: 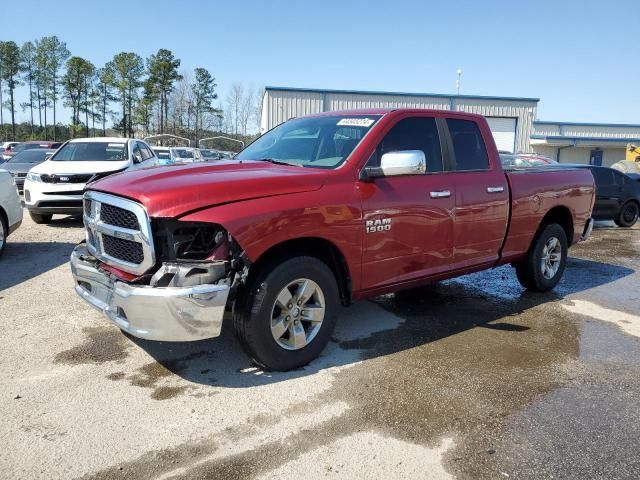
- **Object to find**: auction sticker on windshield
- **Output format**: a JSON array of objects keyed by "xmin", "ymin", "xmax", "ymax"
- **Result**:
[{"xmin": 337, "ymin": 118, "xmax": 376, "ymax": 127}]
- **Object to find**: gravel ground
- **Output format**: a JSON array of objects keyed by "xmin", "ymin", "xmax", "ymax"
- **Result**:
[{"xmin": 1, "ymin": 210, "xmax": 639, "ymax": 479}]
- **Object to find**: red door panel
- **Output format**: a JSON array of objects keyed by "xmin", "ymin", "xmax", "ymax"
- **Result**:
[
  {"xmin": 452, "ymin": 171, "xmax": 509, "ymax": 269},
  {"xmin": 359, "ymin": 175, "xmax": 454, "ymax": 290}
]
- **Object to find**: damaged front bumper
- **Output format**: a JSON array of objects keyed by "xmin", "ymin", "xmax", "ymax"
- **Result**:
[{"xmin": 70, "ymin": 244, "xmax": 229, "ymax": 341}]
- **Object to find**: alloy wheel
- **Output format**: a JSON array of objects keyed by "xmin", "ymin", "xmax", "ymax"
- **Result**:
[
  {"xmin": 540, "ymin": 236, "xmax": 562, "ymax": 279},
  {"xmin": 270, "ymin": 278, "xmax": 326, "ymax": 350}
]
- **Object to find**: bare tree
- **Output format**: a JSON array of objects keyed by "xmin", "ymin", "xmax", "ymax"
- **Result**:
[{"xmin": 226, "ymin": 82, "xmax": 244, "ymax": 136}]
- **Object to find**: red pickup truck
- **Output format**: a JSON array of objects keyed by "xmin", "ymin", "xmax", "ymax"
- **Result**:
[{"xmin": 71, "ymin": 109, "xmax": 595, "ymax": 370}]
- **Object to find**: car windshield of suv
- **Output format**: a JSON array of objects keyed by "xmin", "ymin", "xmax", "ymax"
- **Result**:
[
  {"xmin": 7, "ymin": 149, "xmax": 52, "ymax": 164},
  {"xmin": 52, "ymin": 142, "xmax": 127, "ymax": 161},
  {"xmin": 235, "ymin": 115, "xmax": 382, "ymax": 169}
]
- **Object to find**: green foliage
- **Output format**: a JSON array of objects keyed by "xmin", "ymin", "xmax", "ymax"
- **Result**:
[
  {"xmin": 36, "ymin": 36, "xmax": 70, "ymax": 139},
  {"xmin": 191, "ymin": 67, "xmax": 218, "ymax": 141},
  {"xmin": 62, "ymin": 56, "xmax": 95, "ymax": 131},
  {"xmin": 146, "ymin": 49, "xmax": 182, "ymax": 133},
  {"xmin": 0, "ymin": 40, "xmax": 23, "ymax": 137},
  {"xmin": 1, "ymin": 36, "xmax": 267, "ymax": 142},
  {"xmin": 107, "ymin": 52, "xmax": 144, "ymax": 137},
  {"xmin": 19, "ymin": 41, "xmax": 37, "ymax": 133}
]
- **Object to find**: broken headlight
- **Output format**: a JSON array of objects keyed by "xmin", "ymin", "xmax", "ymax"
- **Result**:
[{"xmin": 153, "ymin": 220, "xmax": 229, "ymax": 262}]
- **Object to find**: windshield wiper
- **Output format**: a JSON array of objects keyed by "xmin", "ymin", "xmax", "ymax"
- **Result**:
[{"xmin": 254, "ymin": 158, "xmax": 303, "ymax": 167}]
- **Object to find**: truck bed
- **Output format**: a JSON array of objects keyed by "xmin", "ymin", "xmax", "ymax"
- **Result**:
[{"xmin": 501, "ymin": 167, "xmax": 595, "ymax": 263}]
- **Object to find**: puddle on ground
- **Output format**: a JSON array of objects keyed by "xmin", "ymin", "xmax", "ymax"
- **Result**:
[
  {"xmin": 105, "ymin": 351, "xmax": 216, "ymax": 401},
  {"xmin": 54, "ymin": 326, "xmax": 130, "ymax": 365},
  {"xmin": 492, "ymin": 381, "xmax": 640, "ymax": 480}
]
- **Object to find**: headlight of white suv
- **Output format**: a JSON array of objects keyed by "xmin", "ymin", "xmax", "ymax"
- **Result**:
[{"xmin": 26, "ymin": 172, "xmax": 42, "ymax": 182}]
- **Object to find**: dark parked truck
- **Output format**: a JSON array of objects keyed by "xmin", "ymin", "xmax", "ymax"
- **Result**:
[{"xmin": 70, "ymin": 109, "xmax": 595, "ymax": 370}]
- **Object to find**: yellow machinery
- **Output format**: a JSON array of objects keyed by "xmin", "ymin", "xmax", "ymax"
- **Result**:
[{"xmin": 627, "ymin": 143, "xmax": 640, "ymax": 162}]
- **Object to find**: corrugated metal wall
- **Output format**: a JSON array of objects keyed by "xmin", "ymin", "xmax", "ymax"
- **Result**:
[
  {"xmin": 262, "ymin": 88, "xmax": 538, "ymax": 152},
  {"xmin": 261, "ymin": 90, "xmax": 324, "ymax": 134},
  {"xmin": 455, "ymin": 98, "xmax": 535, "ymax": 152},
  {"xmin": 326, "ymin": 93, "xmax": 451, "ymax": 111},
  {"xmin": 533, "ymin": 122, "xmax": 640, "ymax": 139}
]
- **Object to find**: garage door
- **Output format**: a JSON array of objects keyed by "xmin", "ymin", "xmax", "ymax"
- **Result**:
[{"xmin": 486, "ymin": 117, "xmax": 517, "ymax": 153}]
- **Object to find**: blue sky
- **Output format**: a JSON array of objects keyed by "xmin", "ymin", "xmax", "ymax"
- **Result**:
[{"xmin": 4, "ymin": 0, "xmax": 640, "ymax": 124}]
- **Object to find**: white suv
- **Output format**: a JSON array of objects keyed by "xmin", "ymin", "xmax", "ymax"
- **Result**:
[{"xmin": 24, "ymin": 137, "xmax": 159, "ymax": 224}]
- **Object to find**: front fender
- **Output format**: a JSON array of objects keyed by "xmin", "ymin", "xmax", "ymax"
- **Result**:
[{"xmin": 179, "ymin": 186, "xmax": 365, "ymax": 292}]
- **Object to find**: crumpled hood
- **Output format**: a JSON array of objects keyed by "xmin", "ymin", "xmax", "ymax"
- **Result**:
[{"xmin": 88, "ymin": 160, "xmax": 327, "ymax": 217}]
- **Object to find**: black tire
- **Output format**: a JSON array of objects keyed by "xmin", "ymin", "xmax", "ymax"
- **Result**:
[
  {"xmin": 515, "ymin": 223, "xmax": 568, "ymax": 292},
  {"xmin": 233, "ymin": 256, "xmax": 339, "ymax": 371},
  {"xmin": 614, "ymin": 201, "xmax": 639, "ymax": 228},
  {"xmin": 0, "ymin": 213, "xmax": 7, "ymax": 257},
  {"xmin": 29, "ymin": 211, "xmax": 53, "ymax": 224}
]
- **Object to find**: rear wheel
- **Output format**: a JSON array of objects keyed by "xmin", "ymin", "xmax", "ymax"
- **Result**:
[
  {"xmin": 614, "ymin": 201, "xmax": 639, "ymax": 228},
  {"xmin": 515, "ymin": 224, "xmax": 568, "ymax": 292},
  {"xmin": 29, "ymin": 211, "xmax": 52, "ymax": 224},
  {"xmin": 0, "ymin": 214, "xmax": 7, "ymax": 257},
  {"xmin": 233, "ymin": 256, "xmax": 339, "ymax": 371}
]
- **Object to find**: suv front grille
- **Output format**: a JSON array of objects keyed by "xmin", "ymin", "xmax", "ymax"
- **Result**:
[
  {"xmin": 100, "ymin": 203, "xmax": 140, "ymax": 230},
  {"xmin": 41, "ymin": 173, "xmax": 94, "ymax": 184},
  {"xmin": 83, "ymin": 191, "xmax": 155, "ymax": 275}
]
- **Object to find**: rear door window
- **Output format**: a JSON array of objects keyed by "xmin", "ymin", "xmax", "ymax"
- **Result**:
[
  {"xmin": 447, "ymin": 119, "xmax": 489, "ymax": 171},
  {"xmin": 591, "ymin": 168, "xmax": 615, "ymax": 187}
]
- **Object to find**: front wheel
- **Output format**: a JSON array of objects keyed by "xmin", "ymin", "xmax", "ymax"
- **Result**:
[
  {"xmin": 614, "ymin": 201, "xmax": 639, "ymax": 228},
  {"xmin": 233, "ymin": 256, "xmax": 339, "ymax": 371},
  {"xmin": 515, "ymin": 224, "xmax": 568, "ymax": 292}
]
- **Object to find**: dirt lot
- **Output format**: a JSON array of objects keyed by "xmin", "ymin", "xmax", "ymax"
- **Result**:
[{"xmin": 1, "ymin": 210, "xmax": 639, "ymax": 479}]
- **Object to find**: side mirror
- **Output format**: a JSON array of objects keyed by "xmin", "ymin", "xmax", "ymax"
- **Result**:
[
  {"xmin": 362, "ymin": 150, "xmax": 426, "ymax": 179},
  {"xmin": 133, "ymin": 153, "xmax": 142, "ymax": 164},
  {"xmin": 44, "ymin": 154, "xmax": 52, "ymax": 161}
]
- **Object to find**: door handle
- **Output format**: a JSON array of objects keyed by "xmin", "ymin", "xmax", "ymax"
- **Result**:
[
  {"xmin": 430, "ymin": 190, "xmax": 451, "ymax": 199},
  {"xmin": 487, "ymin": 186, "xmax": 504, "ymax": 193}
]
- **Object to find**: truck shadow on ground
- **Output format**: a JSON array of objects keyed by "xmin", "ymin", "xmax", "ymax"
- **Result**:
[
  {"xmin": 0, "ymin": 241, "xmax": 77, "ymax": 291},
  {"xmin": 130, "ymin": 256, "xmax": 634, "ymax": 389},
  {"xmin": 41, "ymin": 215, "xmax": 84, "ymax": 228}
]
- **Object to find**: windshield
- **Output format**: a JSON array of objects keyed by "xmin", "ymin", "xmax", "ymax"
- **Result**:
[
  {"xmin": 13, "ymin": 143, "xmax": 53, "ymax": 153},
  {"xmin": 500, "ymin": 153, "xmax": 555, "ymax": 168},
  {"xmin": 174, "ymin": 149, "xmax": 195, "ymax": 159},
  {"xmin": 52, "ymin": 142, "xmax": 128, "ymax": 161},
  {"xmin": 8, "ymin": 149, "xmax": 52, "ymax": 164},
  {"xmin": 235, "ymin": 115, "xmax": 382, "ymax": 169},
  {"xmin": 200, "ymin": 149, "xmax": 219, "ymax": 157},
  {"xmin": 153, "ymin": 150, "xmax": 171, "ymax": 160}
]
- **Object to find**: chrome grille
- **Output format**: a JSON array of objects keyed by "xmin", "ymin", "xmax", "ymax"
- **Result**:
[{"xmin": 83, "ymin": 191, "xmax": 155, "ymax": 275}]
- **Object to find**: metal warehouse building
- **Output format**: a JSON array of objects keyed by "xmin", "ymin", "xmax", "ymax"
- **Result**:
[
  {"xmin": 261, "ymin": 86, "xmax": 538, "ymax": 153},
  {"xmin": 531, "ymin": 121, "xmax": 640, "ymax": 166},
  {"xmin": 261, "ymin": 86, "xmax": 640, "ymax": 166}
]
